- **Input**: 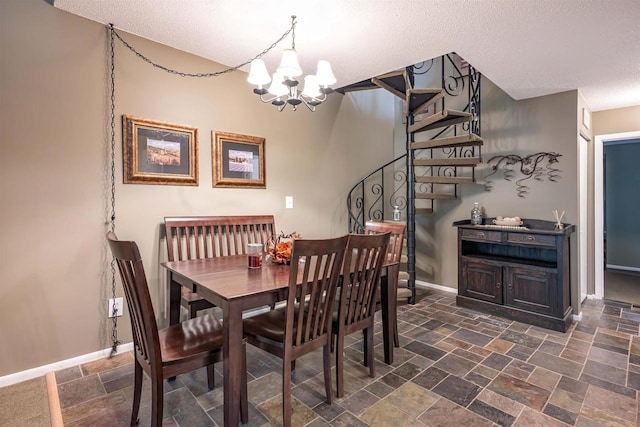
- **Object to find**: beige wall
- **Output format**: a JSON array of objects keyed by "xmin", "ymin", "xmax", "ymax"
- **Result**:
[
  {"xmin": 592, "ymin": 105, "xmax": 640, "ymax": 135},
  {"xmin": 0, "ymin": 0, "xmax": 394, "ymax": 376},
  {"xmin": 410, "ymin": 81, "xmax": 580, "ymax": 311}
]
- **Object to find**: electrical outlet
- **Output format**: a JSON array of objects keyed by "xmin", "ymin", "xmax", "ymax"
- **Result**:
[
  {"xmin": 108, "ymin": 297, "xmax": 124, "ymax": 318},
  {"xmin": 285, "ymin": 196, "xmax": 293, "ymax": 209}
]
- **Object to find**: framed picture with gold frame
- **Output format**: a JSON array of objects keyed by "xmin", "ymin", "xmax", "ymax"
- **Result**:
[
  {"xmin": 122, "ymin": 115, "xmax": 198, "ymax": 186},
  {"xmin": 212, "ymin": 131, "xmax": 266, "ymax": 188}
]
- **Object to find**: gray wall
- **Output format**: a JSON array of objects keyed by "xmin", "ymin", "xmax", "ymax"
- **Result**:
[{"xmin": 604, "ymin": 141, "xmax": 640, "ymax": 268}]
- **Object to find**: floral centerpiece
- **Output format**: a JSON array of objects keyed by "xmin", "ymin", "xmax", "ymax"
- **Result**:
[{"xmin": 267, "ymin": 231, "xmax": 302, "ymax": 264}]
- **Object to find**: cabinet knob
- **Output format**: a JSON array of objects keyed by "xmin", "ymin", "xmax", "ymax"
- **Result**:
[
  {"xmin": 477, "ymin": 232, "xmax": 486, "ymax": 237},
  {"xmin": 526, "ymin": 235, "xmax": 535, "ymax": 241},
  {"xmin": 508, "ymin": 283, "xmax": 513, "ymax": 289},
  {"xmin": 496, "ymin": 282, "xmax": 501, "ymax": 288}
]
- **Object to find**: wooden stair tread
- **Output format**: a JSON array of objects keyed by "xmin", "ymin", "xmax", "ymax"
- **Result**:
[
  {"xmin": 416, "ymin": 207, "xmax": 434, "ymax": 215},
  {"xmin": 416, "ymin": 193, "xmax": 457, "ymax": 200},
  {"xmin": 414, "ymin": 157, "xmax": 481, "ymax": 167},
  {"xmin": 335, "ymin": 79, "xmax": 378, "ymax": 94},
  {"xmin": 411, "ymin": 134, "xmax": 483, "ymax": 150},
  {"xmin": 400, "ymin": 255, "xmax": 408, "ymax": 263},
  {"xmin": 397, "ymin": 287, "xmax": 413, "ymax": 299},
  {"xmin": 416, "ymin": 176, "xmax": 474, "ymax": 184},
  {"xmin": 371, "ymin": 70, "xmax": 411, "ymax": 100},
  {"xmin": 409, "ymin": 110, "xmax": 472, "ymax": 133},
  {"xmin": 406, "ymin": 89, "xmax": 444, "ymax": 115},
  {"xmin": 398, "ymin": 271, "xmax": 410, "ymax": 281}
]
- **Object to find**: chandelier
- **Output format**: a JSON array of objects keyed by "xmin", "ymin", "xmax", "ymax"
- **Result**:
[{"xmin": 247, "ymin": 16, "xmax": 336, "ymax": 112}]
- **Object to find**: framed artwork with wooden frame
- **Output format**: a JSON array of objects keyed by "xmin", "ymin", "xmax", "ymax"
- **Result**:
[
  {"xmin": 212, "ymin": 131, "xmax": 266, "ymax": 188},
  {"xmin": 122, "ymin": 115, "xmax": 198, "ymax": 186}
]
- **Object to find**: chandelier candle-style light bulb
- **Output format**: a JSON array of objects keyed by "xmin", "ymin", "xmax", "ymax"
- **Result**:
[
  {"xmin": 268, "ymin": 72, "xmax": 288, "ymax": 98},
  {"xmin": 315, "ymin": 60, "xmax": 336, "ymax": 89},
  {"xmin": 247, "ymin": 15, "xmax": 336, "ymax": 112},
  {"xmin": 277, "ymin": 49, "xmax": 303, "ymax": 82},
  {"xmin": 301, "ymin": 75, "xmax": 321, "ymax": 99},
  {"xmin": 247, "ymin": 59, "xmax": 271, "ymax": 94}
]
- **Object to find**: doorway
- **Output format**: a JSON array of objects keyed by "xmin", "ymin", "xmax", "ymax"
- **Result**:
[{"xmin": 594, "ymin": 131, "xmax": 640, "ymax": 302}]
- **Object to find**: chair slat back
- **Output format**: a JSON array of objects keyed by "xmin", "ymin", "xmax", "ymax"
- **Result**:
[
  {"xmin": 339, "ymin": 233, "xmax": 390, "ymax": 327},
  {"xmin": 164, "ymin": 216, "xmax": 276, "ymax": 261},
  {"xmin": 106, "ymin": 232, "xmax": 161, "ymax": 370},
  {"xmin": 364, "ymin": 221, "xmax": 405, "ymax": 265},
  {"xmin": 285, "ymin": 236, "xmax": 348, "ymax": 350}
]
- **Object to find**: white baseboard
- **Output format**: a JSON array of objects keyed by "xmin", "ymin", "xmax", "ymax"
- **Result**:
[
  {"xmin": 0, "ymin": 342, "xmax": 133, "ymax": 388},
  {"xmin": 415, "ymin": 280, "xmax": 457, "ymax": 294},
  {"xmin": 572, "ymin": 312, "xmax": 583, "ymax": 322},
  {"xmin": 586, "ymin": 294, "xmax": 600, "ymax": 300},
  {"xmin": 607, "ymin": 264, "xmax": 640, "ymax": 273}
]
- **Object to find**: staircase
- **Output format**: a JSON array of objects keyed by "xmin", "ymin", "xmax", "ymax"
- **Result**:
[{"xmin": 344, "ymin": 54, "xmax": 482, "ymax": 304}]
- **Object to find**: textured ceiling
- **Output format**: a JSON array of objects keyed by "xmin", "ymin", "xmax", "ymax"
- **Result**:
[{"xmin": 54, "ymin": 0, "xmax": 640, "ymax": 111}]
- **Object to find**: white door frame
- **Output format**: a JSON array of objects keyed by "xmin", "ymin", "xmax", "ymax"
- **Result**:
[
  {"xmin": 579, "ymin": 134, "xmax": 588, "ymax": 303},
  {"xmin": 594, "ymin": 131, "xmax": 640, "ymax": 298}
]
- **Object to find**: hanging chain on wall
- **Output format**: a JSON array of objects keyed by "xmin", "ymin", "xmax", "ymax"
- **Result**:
[
  {"xmin": 108, "ymin": 24, "xmax": 121, "ymax": 357},
  {"xmin": 109, "ymin": 22, "xmax": 293, "ymax": 78}
]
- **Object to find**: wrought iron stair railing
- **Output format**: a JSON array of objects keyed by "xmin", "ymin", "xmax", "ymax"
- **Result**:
[{"xmin": 345, "ymin": 53, "xmax": 482, "ymax": 304}]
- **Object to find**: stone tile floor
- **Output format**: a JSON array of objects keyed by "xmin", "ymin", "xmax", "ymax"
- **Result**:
[{"xmin": 56, "ymin": 288, "xmax": 640, "ymax": 426}]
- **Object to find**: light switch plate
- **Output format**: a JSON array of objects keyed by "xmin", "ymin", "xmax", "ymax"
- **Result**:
[
  {"xmin": 285, "ymin": 196, "xmax": 294, "ymax": 209},
  {"xmin": 108, "ymin": 297, "xmax": 124, "ymax": 318}
]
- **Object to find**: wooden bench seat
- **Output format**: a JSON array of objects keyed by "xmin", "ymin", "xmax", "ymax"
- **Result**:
[{"xmin": 164, "ymin": 215, "xmax": 276, "ymax": 318}]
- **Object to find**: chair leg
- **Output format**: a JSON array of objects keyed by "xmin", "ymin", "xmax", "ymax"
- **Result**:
[
  {"xmin": 206, "ymin": 365, "xmax": 215, "ymax": 390},
  {"xmin": 241, "ymin": 343, "xmax": 249, "ymax": 424},
  {"xmin": 151, "ymin": 374, "xmax": 164, "ymax": 427},
  {"xmin": 363, "ymin": 329, "xmax": 369, "ymax": 367},
  {"xmin": 323, "ymin": 343, "xmax": 333, "ymax": 405},
  {"xmin": 365, "ymin": 326, "xmax": 375, "ymax": 378},
  {"xmin": 190, "ymin": 303, "xmax": 198, "ymax": 319},
  {"xmin": 130, "ymin": 360, "xmax": 142, "ymax": 426},
  {"xmin": 393, "ymin": 315, "xmax": 400, "ymax": 348},
  {"xmin": 282, "ymin": 356, "xmax": 292, "ymax": 427},
  {"xmin": 335, "ymin": 331, "xmax": 345, "ymax": 398}
]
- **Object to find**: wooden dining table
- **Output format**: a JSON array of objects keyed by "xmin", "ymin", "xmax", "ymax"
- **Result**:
[{"xmin": 162, "ymin": 254, "xmax": 397, "ymax": 427}]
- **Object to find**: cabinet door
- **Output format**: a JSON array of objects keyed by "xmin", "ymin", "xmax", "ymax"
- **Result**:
[
  {"xmin": 460, "ymin": 259, "xmax": 502, "ymax": 304},
  {"xmin": 504, "ymin": 266, "xmax": 557, "ymax": 316}
]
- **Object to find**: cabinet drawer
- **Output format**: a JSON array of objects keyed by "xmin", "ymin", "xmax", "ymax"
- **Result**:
[
  {"xmin": 462, "ymin": 229, "xmax": 502, "ymax": 242},
  {"xmin": 507, "ymin": 232, "xmax": 556, "ymax": 247}
]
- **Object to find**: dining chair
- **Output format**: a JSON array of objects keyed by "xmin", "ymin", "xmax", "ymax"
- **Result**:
[
  {"xmin": 164, "ymin": 215, "xmax": 275, "ymax": 318},
  {"xmin": 364, "ymin": 220, "xmax": 406, "ymax": 347},
  {"xmin": 242, "ymin": 236, "xmax": 348, "ymax": 427},
  {"xmin": 333, "ymin": 232, "xmax": 390, "ymax": 398},
  {"xmin": 107, "ymin": 232, "xmax": 248, "ymax": 427}
]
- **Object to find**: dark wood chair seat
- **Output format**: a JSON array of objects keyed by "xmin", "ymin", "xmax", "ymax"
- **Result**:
[
  {"xmin": 243, "ymin": 236, "xmax": 348, "ymax": 427},
  {"xmin": 158, "ymin": 315, "xmax": 224, "ymax": 365},
  {"xmin": 107, "ymin": 232, "xmax": 248, "ymax": 427}
]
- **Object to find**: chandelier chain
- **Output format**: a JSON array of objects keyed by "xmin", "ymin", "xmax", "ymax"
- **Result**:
[
  {"xmin": 108, "ymin": 24, "xmax": 121, "ymax": 357},
  {"xmin": 110, "ymin": 22, "xmax": 294, "ymax": 78}
]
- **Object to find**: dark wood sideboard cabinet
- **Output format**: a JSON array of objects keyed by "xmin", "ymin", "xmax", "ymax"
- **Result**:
[{"xmin": 453, "ymin": 219, "xmax": 575, "ymax": 332}]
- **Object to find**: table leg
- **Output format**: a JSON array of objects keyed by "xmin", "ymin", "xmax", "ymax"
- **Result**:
[
  {"xmin": 168, "ymin": 273, "xmax": 181, "ymax": 326},
  {"xmin": 223, "ymin": 302, "xmax": 243, "ymax": 426},
  {"xmin": 380, "ymin": 270, "xmax": 393, "ymax": 365}
]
